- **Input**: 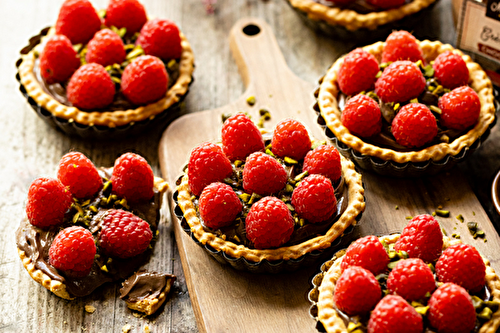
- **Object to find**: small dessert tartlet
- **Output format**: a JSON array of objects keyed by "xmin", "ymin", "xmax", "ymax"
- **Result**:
[
  {"xmin": 286, "ymin": 0, "xmax": 438, "ymax": 39},
  {"xmin": 175, "ymin": 114, "xmax": 365, "ymax": 273},
  {"xmin": 315, "ymin": 31, "xmax": 496, "ymax": 177},
  {"xmin": 16, "ymin": 0, "xmax": 194, "ymax": 139},
  {"xmin": 16, "ymin": 152, "xmax": 171, "ymax": 315},
  {"xmin": 308, "ymin": 214, "xmax": 500, "ymax": 333}
]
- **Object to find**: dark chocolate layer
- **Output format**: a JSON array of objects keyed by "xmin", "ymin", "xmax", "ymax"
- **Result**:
[{"xmin": 16, "ymin": 168, "xmax": 163, "ymax": 298}]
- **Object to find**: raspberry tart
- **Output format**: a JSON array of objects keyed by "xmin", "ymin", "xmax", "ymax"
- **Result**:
[
  {"xmin": 315, "ymin": 31, "xmax": 496, "ymax": 177},
  {"xmin": 285, "ymin": 0, "xmax": 438, "ymax": 40},
  {"xmin": 174, "ymin": 115, "xmax": 365, "ymax": 273},
  {"xmin": 308, "ymin": 214, "xmax": 500, "ymax": 333},
  {"xmin": 16, "ymin": 0, "xmax": 194, "ymax": 139},
  {"xmin": 16, "ymin": 152, "xmax": 171, "ymax": 314}
]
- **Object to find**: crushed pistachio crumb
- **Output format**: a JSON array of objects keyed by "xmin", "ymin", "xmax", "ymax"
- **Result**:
[
  {"xmin": 85, "ymin": 305, "xmax": 96, "ymax": 314},
  {"xmin": 246, "ymin": 95, "xmax": 256, "ymax": 106}
]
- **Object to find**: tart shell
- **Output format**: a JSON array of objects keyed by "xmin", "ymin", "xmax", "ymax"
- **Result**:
[
  {"xmin": 174, "ymin": 153, "xmax": 365, "ymax": 273},
  {"xmin": 308, "ymin": 234, "xmax": 500, "ymax": 333},
  {"xmin": 16, "ymin": 26, "xmax": 195, "ymax": 140},
  {"xmin": 316, "ymin": 40, "xmax": 497, "ymax": 177},
  {"xmin": 17, "ymin": 177, "xmax": 169, "ymax": 301},
  {"xmin": 286, "ymin": 0, "xmax": 438, "ymax": 40}
]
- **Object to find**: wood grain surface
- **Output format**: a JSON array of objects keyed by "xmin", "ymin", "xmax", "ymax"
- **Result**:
[
  {"xmin": 158, "ymin": 14, "xmax": 500, "ymax": 333},
  {"xmin": 0, "ymin": 0, "xmax": 498, "ymax": 332}
]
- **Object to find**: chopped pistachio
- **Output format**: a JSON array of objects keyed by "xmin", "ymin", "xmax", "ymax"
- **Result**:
[
  {"xmin": 124, "ymin": 44, "xmax": 135, "ymax": 51},
  {"xmin": 472, "ymin": 295, "xmax": 484, "ymax": 310},
  {"xmin": 427, "ymin": 263, "xmax": 435, "ymax": 273},
  {"xmin": 395, "ymin": 205, "xmax": 399, "ymax": 210},
  {"xmin": 477, "ymin": 307, "xmax": 493, "ymax": 320},
  {"xmin": 100, "ymin": 265, "xmax": 109, "ymax": 273},
  {"xmin": 375, "ymin": 71, "xmax": 382, "ymax": 78},
  {"xmin": 190, "ymin": 195, "xmax": 196, "ymax": 201},
  {"xmin": 388, "ymin": 260, "xmax": 402, "ymax": 270},
  {"xmin": 406, "ymin": 216, "xmax": 413, "ymax": 220},
  {"xmin": 233, "ymin": 235, "xmax": 241, "ymax": 243},
  {"xmin": 97, "ymin": 9, "xmax": 106, "ymax": 18},
  {"xmin": 456, "ymin": 214, "xmax": 465, "ymax": 223},
  {"xmin": 410, "ymin": 98, "xmax": 419, "ymax": 103},
  {"xmin": 234, "ymin": 160, "xmax": 243, "ymax": 168},
  {"xmin": 102, "ymin": 181, "xmax": 112, "ymax": 193},
  {"xmin": 393, "ymin": 103, "xmax": 400, "ymax": 110},
  {"xmin": 415, "ymin": 306, "xmax": 429, "ymax": 316},
  {"xmin": 286, "ymin": 203, "xmax": 295, "ymax": 212},
  {"xmin": 433, "ymin": 85, "xmax": 444, "ymax": 95},
  {"xmin": 126, "ymin": 46, "xmax": 144, "ymax": 60},
  {"xmin": 284, "ymin": 157, "xmax": 298, "ymax": 165},
  {"xmin": 294, "ymin": 171, "xmax": 309, "ymax": 182},
  {"xmin": 73, "ymin": 44, "xmax": 83, "ymax": 53},
  {"xmin": 119, "ymin": 198, "xmax": 129, "ymax": 209},
  {"xmin": 298, "ymin": 218, "xmax": 306, "ymax": 227},
  {"xmin": 451, "ymin": 233, "xmax": 460, "ymax": 239},
  {"xmin": 311, "ymin": 140, "xmax": 327, "ymax": 150},
  {"xmin": 485, "ymin": 301, "xmax": 500, "ymax": 312},
  {"xmin": 347, "ymin": 322, "xmax": 362, "ymax": 332},
  {"xmin": 259, "ymin": 108, "xmax": 271, "ymax": 118},
  {"xmin": 89, "ymin": 205, "xmax": 98, "ymax": 213},
  {"xmin": 248, "ymin": 192, "xmax": 262, "ymax": 205},
  {"xmin": 265, "ymin": 149, "xmax": 276, "ymax": 158},
  {"xmin": 238, "ymin": 193, "xmax": 250, "ymax": 203},
  {"xmin": 246, "ymin": 95, "xmax": 256, "ymax": 106},
  {"xmin": 429, "ymin": 105, "xmax": 442, "ymax": 114},
  {"xmin": 467, "ymin": 222, "xmax": 478, "ymax": 232},
  {"xmin": 435, "ymin": 209, "xmax": 449, "ymax": 217},
  {"xmin": 285, "ymin": 184, "xmax": 294, "ymax": 193},
  {"xmin": 440, "ymin": 134, "xmax": 450, "ymax": 143},
  {"xmin": 72, "ymin": 212, "xmax": 80, "ymax": 224}
]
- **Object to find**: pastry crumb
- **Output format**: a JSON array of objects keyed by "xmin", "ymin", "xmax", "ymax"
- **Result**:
[
  {"xmin": 85, "ymin": 305, "xmax": 96, "ymax": 314},
  {"xmin": 144, "ymin": 325, "xmax": 150, "ymax": 333},
  {"xmin": 122, "ymin": 324, "xmax": 132, "ymax": 333}
]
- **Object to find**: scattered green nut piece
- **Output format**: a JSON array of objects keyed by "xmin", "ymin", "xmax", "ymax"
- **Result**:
[
  {"xmin": 430, "ymin": 105, "xmax": 442, "ymax": 115},
  {"xmin": 284, "ymin": 157, "xmax": 298, "ymax": 165},
  {"xmin": 347, "ymin": 322, "xmax": 362, "ymax": 332},
  {"xmin": 311, "ymin": 140, "xmax": 327, "ymax": 150},
  {"xmin": 246, "ymin": 95, "xmax": 256, "ymax": 106},
  {"xmin": 477, "ymin": 307, "xmax": 493, "ymax": 320},
  {"xmin": 285, "ymin": 184, "xmax": 294, "ymax": 193},
  {"xmin": 100, "ymin": 265, "xmax": 109, "ymax": 273},
  {"xmin": 265, "ymin": 149, "xmax": 276, "ymax": 158},
  {"xmin": 415, "ymin": 306, "xmax": 429, "ymax": 316},
  {"xmin": 434, "ymin": 209, "xmax": 449, "ymax": 217},
  {"xmin": 239, "ymin": 193, "xmax": 250, "ymax": 203},
  {"xmin": 485, "ymin": 301, "xmax": 500, "ymax": 312},
  {"xmin": 456, "ymin": 214, "xmax": 465, "ymax": 223},
  {"xmin": 294, "ymin": 171, "xmax": 308, "ymax": 182}
]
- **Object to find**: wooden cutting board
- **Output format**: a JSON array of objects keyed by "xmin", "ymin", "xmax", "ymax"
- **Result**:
[{"xmin": 158, "ymin": 17, "xmax": 500, "ymax": 333}]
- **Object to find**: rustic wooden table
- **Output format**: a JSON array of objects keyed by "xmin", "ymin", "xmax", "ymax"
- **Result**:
[{"xmin": 1, "ymin": 0, "xmax": 499, "ymax": 332}]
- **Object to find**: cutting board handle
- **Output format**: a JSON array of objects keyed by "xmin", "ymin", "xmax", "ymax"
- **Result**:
[{"xmin": 229, "ymin": 17, "xmax": 303, "ymax": 91}]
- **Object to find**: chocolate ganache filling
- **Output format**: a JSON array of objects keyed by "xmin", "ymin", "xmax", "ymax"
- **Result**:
[
  {"xmin": 120, "ymin": 270, "xmax": 176, "ymax": 303},
  {"xmin": 336, "ymin": 65, "xmax": 471, "ymax": 152},
  {"xmin": 313, "ymin": 0, "xmax": 414, "ymax": 14},
  {"xmin": 187, "ymin": 136, "xmax": 349, "ymax": 249},
  {"xmin": 16, "ymin": 168, "xmax": 164, "ymax": 298}
]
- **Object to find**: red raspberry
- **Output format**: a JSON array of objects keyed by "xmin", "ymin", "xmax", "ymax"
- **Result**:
[
  {"xmin": 340, "ymin": 235, "xmax": 390, "ymax": 276},
  {"xmin": 435, "ymin": 243, "xmax": 486, "ymax": 293},
  {"xmin": 49, "ymin": 226, "xmax": 96, "ymax": 277},
  {"xmin": 337, "ymin": 48, "xmax": 380, "ymax": 96},
  {"xmin": 104, "ymin": 0, "xmax": 148, "ymax": 35},
  {"xmin": 341, "ymin": 94, "xmax": 382, "ymax": 138},
  {"xmin": 221, "ymin": 113, "xmax": 265, "ymax": 161},
  {"xmin": 199, "ymin": 182, "xmax": 242, "ymax": 229},
  {"xmin": 99, "ymin": 209, "xmax": 153, "ymax": 258},
  {"xmin": 111, "ymin": 152, "xmax": 154, "ymax": 203},
  {"xmin": 55, "ymin": 0, "xmax": 101, "ymax": 44},
  {"xmin": 302, "ymin": 145, "xmax": 342, "ymax": 184},
  {"xmin": 85, "ymin": 29, "xmax": 126, "ymax": 67},
  {"xmin": 334, "ymin": 266, "xmax": 381, "ymax": 315},
  {"xmin": 67, "ymin": 63, "xmax": 116, "ymax": 110},
  {"xmin": 428, "ymin": 283, "xmax": 476, "ymax": 333},
  {"xmin": 438, "ymin": 86, "xmax": 480, "ymax": 131},
  {"xmin": 243, "ymin": 152, "xmax": 287, "ymax": 196},
  {"xmin": 375, "ymin": 61, "xmax": 426, "ymax": 103},
  {"xmin": 291, "ymin": 174, "xmax": 336, "ymax": 223},
  {"xmin": 136, "ymin": 18, "xmax": 183, "ymax": 61},
  {"xmin": 245, "ymin": 196, "xmax": 294, "ymax": 249},
  {"xmin": 188, "ymin": 142, "xmax": 233, "ymax": 196},
  {"xmin": 433, "ymin": 51, "xmax": 469, "ymax": 89},
  {"xmin": 271, "ymin": 118, "xmax": 311, "ymax": 161},
  {"xmin": 391, "ymin": 103, "xmax": 438, "ymax": 148},
  {"xmin": 382, "ymin": 31, "xmax": 425, "ymax": 63},
  {"xmin": 387, "ymin": 258, "xmax": 436, "ymax": 301},
  {"xmin": 57, "ymin": 152, "xmax": 103, "ymax": 199},
  {"xmin": 121, "ymin": 55, "xmax": 168, "ymax": 105},
  {"xmin": 367, "ymin": 295, "xmax": 423, "ymax": 333},
  {"xmin": 395, "ymin": 214, "xmax": 443, "ymax": 263},
  {"xmin": 39, "ymin": 35, "xmax": 80, "ymax": 84},
  {"xmin": 366, "ymin": 0, "xmax": 405, "ymax": 9},
  {"xmin": 26, "ymin": 177, "xmax": 73, "ymax": 229}
]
